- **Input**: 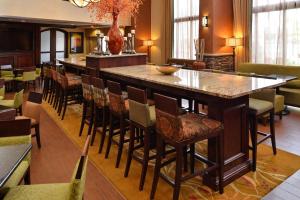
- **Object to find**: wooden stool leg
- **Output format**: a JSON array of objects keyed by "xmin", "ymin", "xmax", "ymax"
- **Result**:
[
  {"xmin": 61, "ymin": 92, "xmax": 68, "ymax": 120},
  {"xmin": 218, "ymin": 132, "xmax": 224, "ymax": 194},
  {"xmin": 99, "ymin": 107, "xmax": 108, "ymax": 154},
  {"xmin": 116, "ymin": 116, "xmax": 126, "ymax": 168},
  {"xmin": 150, "ymin": 134, "xmax": 163, "ymax": 200},
  {"xmin": 87, "ymin": 101, "xmax": 94, "ymax": 137},
  {"xmin": 79, "ymin": 101, "xmax": 87, "ymax": 136},
  {"xmin": 35, "ymin": 124, "xmax": 41, "ymax": 149},
  {"xmin": 270, "ymin": 110, "xmax": 277, "ymax": 155},
  {"xmin": 124, "ymin": 123, "xmax": 135, "ymax": 177},
  {"xmin": 139, "ymin": 128, "xmax": 150, "ymax": 191},
  {"xmin": 190, "ymin": 143, "xmax": 195, "ymax": 174},
  {"xmin": 251, "ymin": 115, "xmax": 258, "ymax": 172},
  {"xmin": 105, "ymin": 113, "xmax": 114, "ymax": 159},
  {"xmin": 24, "ymin": 167, "xmax": 31, "ymax": 185},
  {"xmin": 173, "ymin": 145, "xmax": 183, "ymax": 200},
  {"xmin": 183, "ymin": 145, "xmax": 188, "ymax": 172},
  {"xmin": 91, "ymin": 106, "xmax": 98, "ymax": 146}
]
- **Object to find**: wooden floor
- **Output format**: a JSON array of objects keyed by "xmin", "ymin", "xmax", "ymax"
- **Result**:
[
  {"xmin": 10, "ymin": 87, "xmax": 300, "ymax": 200},
  {"xmin": 263, "ymin": 170, "xmax": 300, "ymax": 200},
  {"xmin": 30, "ymin": 108, "xmax": 125, "ymax": 200}
]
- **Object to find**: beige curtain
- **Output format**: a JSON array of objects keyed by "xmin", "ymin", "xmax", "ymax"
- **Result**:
[
  {"xmin": 233, "ymin": 0, "xmax": 252, "ymax": 68},
  {"xmin": 164, "ymin": 0, "xmax": 173, "ymax": 62}
]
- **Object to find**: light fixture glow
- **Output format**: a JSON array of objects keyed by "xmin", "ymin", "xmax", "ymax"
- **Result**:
[
  {"xmin": 143, "ymin": 40, "xmax": 154, "ymax": 47},
  {"xmin": 202, "ymin": 16, "xmax": 208, "ymax": 27},
  {"xmin": 70, "ymin": 0, "xmax": 89, "ymax": 8},
  {"xmin": 226, "ymin": 37, "xmax": 243, "ymax": 47}
]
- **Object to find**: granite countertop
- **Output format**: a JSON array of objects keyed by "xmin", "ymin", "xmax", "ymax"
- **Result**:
[
  {"xmin": 101, "ymin": 65, "xmax": 287, "ymax": 99},
  {"xmin": 87, "ymin": 53, "xmax": 147, "ymax": 59},
  {"xmin": 57, "ymin": 57, "xmax": 86, "ymax": 67}
]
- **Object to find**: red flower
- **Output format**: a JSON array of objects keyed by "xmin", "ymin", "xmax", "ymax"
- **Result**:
[{"xmin": 88, "ymin": 0, "xmax": 143, "ymax": 21}]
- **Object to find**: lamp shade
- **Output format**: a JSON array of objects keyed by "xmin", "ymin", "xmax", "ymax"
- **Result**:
[
  {"xmin": 70, "ymin": 0, "xmax": 89, "ymax": 8},
  {"xmin": 143, "ymin": 40, "xmax": 154, "ymax": 47},
  {"xmin": 226, "ymin": 37, "xmax": 243, "ymax": 47}
]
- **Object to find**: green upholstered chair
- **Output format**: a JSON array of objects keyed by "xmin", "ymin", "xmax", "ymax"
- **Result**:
[
  {"xmin": 16, "ymin": 92, "xmax": 43, "ymax": 148},
  {"xmin": 1, "ymin": 136, "xmax": 90, "ymax": 200},
  {"xmin": 0, "ymin": 79, "xmax": 5, "ymax": 100},
  {"xmin": 15, "ymin": 71, "xmax": 36, "ymax": 90},
  {"xmin": 0, "ymin": 90, "xmax": 24, "ymax": 114},
  {"xmin": 238, "ymin": 63, "xmax": 300, "ymax": 108},
  {"xmin": 249, "ymin": 89, "xmax": 277, "ymax": 171},
  {"xmin": 0, "ymin": 114, "xmax": 32, "ymax": 188},
  {"xmin": 124, "ymin": 86, "xmax": 156, "ymax": 191}
]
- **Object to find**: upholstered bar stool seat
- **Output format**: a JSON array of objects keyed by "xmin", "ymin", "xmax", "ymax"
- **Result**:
[
  {"xmin": 248, "ymin": 89, "xmax": 277, "ymax": 172},
  {"xmin": 124, "ymin": 86, "xmax": 157, "ymax": 191},
  {"xmin": 249, "ymin": 98, "xmax": 273, "ymax": 115}
]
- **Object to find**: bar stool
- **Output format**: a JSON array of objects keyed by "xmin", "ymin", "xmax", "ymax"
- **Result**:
[
  {"xmin": 90, "ymin": 77, "xmax": 109, "ymax": 150},
  {"xmin": 105, "ymin": 80, "xmax": 129, "ymax": 168},
  {"xmin": 150, "ymin": 93, "xmax": 224, "ymax": 200},
  {"xmin": 59, "ymin": 73, "xmax": 82, "ymax": 120},
  {"xmin": 79, "ymin": 75, "xmax": 94, "ymax": 136},
  {"xmin": 124, "ymin": 86, "xmax": 156, "ymax": 191},
  {"xmin": 249, "ymin": 89, "xmax": 277, "ymax": 171},
  {"xmin": 42, "ymin": 66, "xmax": 52, "ymax": 101}
]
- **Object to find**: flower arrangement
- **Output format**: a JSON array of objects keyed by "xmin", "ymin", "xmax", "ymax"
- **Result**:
[{"xmin": 88, "ymin": 0, "xmax": 143, "ymax": 21}]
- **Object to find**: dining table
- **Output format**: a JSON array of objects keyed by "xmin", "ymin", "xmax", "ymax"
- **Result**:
[
  {"xmin": 0, "ymin": 144, "xmax": 32, "ymax": 188},
  {"xmin": 99, "ymin": 65, "xmax": 288, "ymax": 190}
]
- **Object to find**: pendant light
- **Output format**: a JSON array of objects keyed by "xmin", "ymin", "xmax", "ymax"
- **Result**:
[{"xmin": 68, "ymin": 0, "xmax": 100, "ymax": 8}]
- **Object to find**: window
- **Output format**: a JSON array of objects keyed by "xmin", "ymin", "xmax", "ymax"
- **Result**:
[
  {"xmin": 40, "ymin": 29, "xmax": 67, "ymax": 64},
  {"xmin": 172, "ymin": 0, "xmax": 199, "ymax": 60},
  {"xmin": 252, "ymin": 0, "xmax": 300, "ymax": 65}
]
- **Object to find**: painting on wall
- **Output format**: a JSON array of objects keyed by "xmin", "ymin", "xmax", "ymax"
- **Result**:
[{"xmin": 70, "ymin": 32, "xmax": 84, "ymax": 53}]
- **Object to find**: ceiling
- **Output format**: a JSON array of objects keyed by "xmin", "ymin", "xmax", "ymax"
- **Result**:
[{"xmin": 0, "ymin": 16, "xmax": 109, "ymax": 28}]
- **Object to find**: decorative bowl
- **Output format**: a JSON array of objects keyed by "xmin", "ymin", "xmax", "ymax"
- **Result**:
[{"xmin": 156, "ymin": 64, "xmax": 182, "ymax": 75}]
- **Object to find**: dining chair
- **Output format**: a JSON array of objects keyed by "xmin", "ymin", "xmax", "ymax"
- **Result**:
[
  {"xmin": 15, "ymin": 92, "xmax": 43, "ymax": 148},
  {"xmin": 0, "ymin": 116, "xmax": 31, "ymax": 188},
  {"xmin": 91, "ymin": 77, "xmax": 109, "ymax": 149},
  {"xmin": 14, "ymin": 71, "xmax": 36, "ymax": 90},
  {"xmin": 150, "ymin": 93, "xmax": 224, "ymax": 200},
  {"xmin": 124, "ymin": 86, "xmax": 156, "ymax": 191},
  {"xmin": 249, "ymin": 89, "xmax": 277, "ymax": 171},
  {"xmin": 0, "ymin": 79, "xmax": 5, "ymax": 100},
  {"xmin": 79, "ymin": 74, "xmax": 94, "ymax": 136},
  {"xmin": 0, "ymin": 70, "xmax": 14, "ymax": 91},
  {"xmin": 59, "ymin": 73, "xmax": 82, "ymax": 120},
  {"xmin": 0, "ymin": 89, "xmax": 24, "ymax": 115},
  {"xmin": 1, "ymin": 136, "xmax": 90, "ymax": 200},
  {"xmin": 105, "ymin": 80, "xmax": 130, "ymax": 168}
]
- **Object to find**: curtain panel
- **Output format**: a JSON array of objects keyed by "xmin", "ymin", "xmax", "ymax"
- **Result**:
[
  {"xmin": 233, "ymin": 0, "xmax": 252, "ymax": 69},
  {"xmin": 252, "ymin": 0, "xmax": 300, "ymax": 65}
]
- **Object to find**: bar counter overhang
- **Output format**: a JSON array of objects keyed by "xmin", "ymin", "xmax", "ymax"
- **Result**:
[{"xmin": 58, "ymin": 58, "xmax": 287, "ymax": 190}]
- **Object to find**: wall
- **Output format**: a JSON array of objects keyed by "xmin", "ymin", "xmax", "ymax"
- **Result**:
[
  {"xmin": 151, "ymin": 0, "xmax": 166, "ymax": 65},
  {"xmin": 0, "ymin": 0, "xmax": 131, "ymax": 26},
  {"xmin": 150, "ymin": 0, "xmax": 234, "ymax": 66}
]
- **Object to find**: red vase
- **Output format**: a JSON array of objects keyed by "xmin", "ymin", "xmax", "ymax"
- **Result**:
[{"xmin": 108, "ymin": 13, "xmax": 124, "ymax": 55}]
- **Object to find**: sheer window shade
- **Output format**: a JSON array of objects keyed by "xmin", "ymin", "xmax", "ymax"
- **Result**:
[
  {"xmin": 252, "ymin": 0, "xmax": 300, "ymax": 65},
  {"xmin": 172, "ymin": 0, "xmax": 199, "ymax": 60}
]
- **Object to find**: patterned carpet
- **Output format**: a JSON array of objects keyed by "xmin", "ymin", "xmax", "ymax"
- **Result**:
[{"xmin": 42, "ymin": 102, "xmax": 300, "ymax": 200}]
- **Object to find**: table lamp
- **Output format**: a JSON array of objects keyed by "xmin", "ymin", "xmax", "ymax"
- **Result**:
[
  {"xmin": 226, "ymin": 37, "xmax": 243, "ymax": 68},
  {"xmin": 143, "ymin": 40, "xmax": 154, "ymax": 63}
]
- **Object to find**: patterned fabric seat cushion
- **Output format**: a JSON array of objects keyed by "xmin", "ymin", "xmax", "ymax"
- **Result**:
[
  {"xmin": 3, "ymin": 161, "xmax": 29, "ymax": 188},
  {"xmin": 2, "ymin": 183, "xmax": 73, "ymax": 200},
  {"xmin": 249, "ymin": 98, "xmax": 273, "ymax": 115},
  {"xmin": 156, "ymin": 110, "xmax": 222, "ymax": 142},
  {"xmin": 109, "ymin": 92, "xmax": 129, "ymax": 115},
  {"xmin": 179, "ymin": 113, "xmax": 223, "ymax": 141}
]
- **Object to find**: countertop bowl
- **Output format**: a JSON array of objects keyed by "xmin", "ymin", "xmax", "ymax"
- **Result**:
[{"xmin": 156, "ymin": 64, "xmax": 182, "ymax": 75}]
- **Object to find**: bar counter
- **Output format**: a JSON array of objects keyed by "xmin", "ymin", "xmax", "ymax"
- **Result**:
[{"xmin": 100, "ymin": 65, "xmax": 287, "ymax": 190}]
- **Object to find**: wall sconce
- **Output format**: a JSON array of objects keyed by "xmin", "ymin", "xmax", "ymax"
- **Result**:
[
  {"xmin": 143, "ymin": 40, "xmax": 154, "ymax": 63},
  {"xmin": 226, "ymin": 37, "xmax": 243, "ymax": 68},
  {"xmin": 202, "ymin": 16, "xmax": 208, "ymax": 27}
]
